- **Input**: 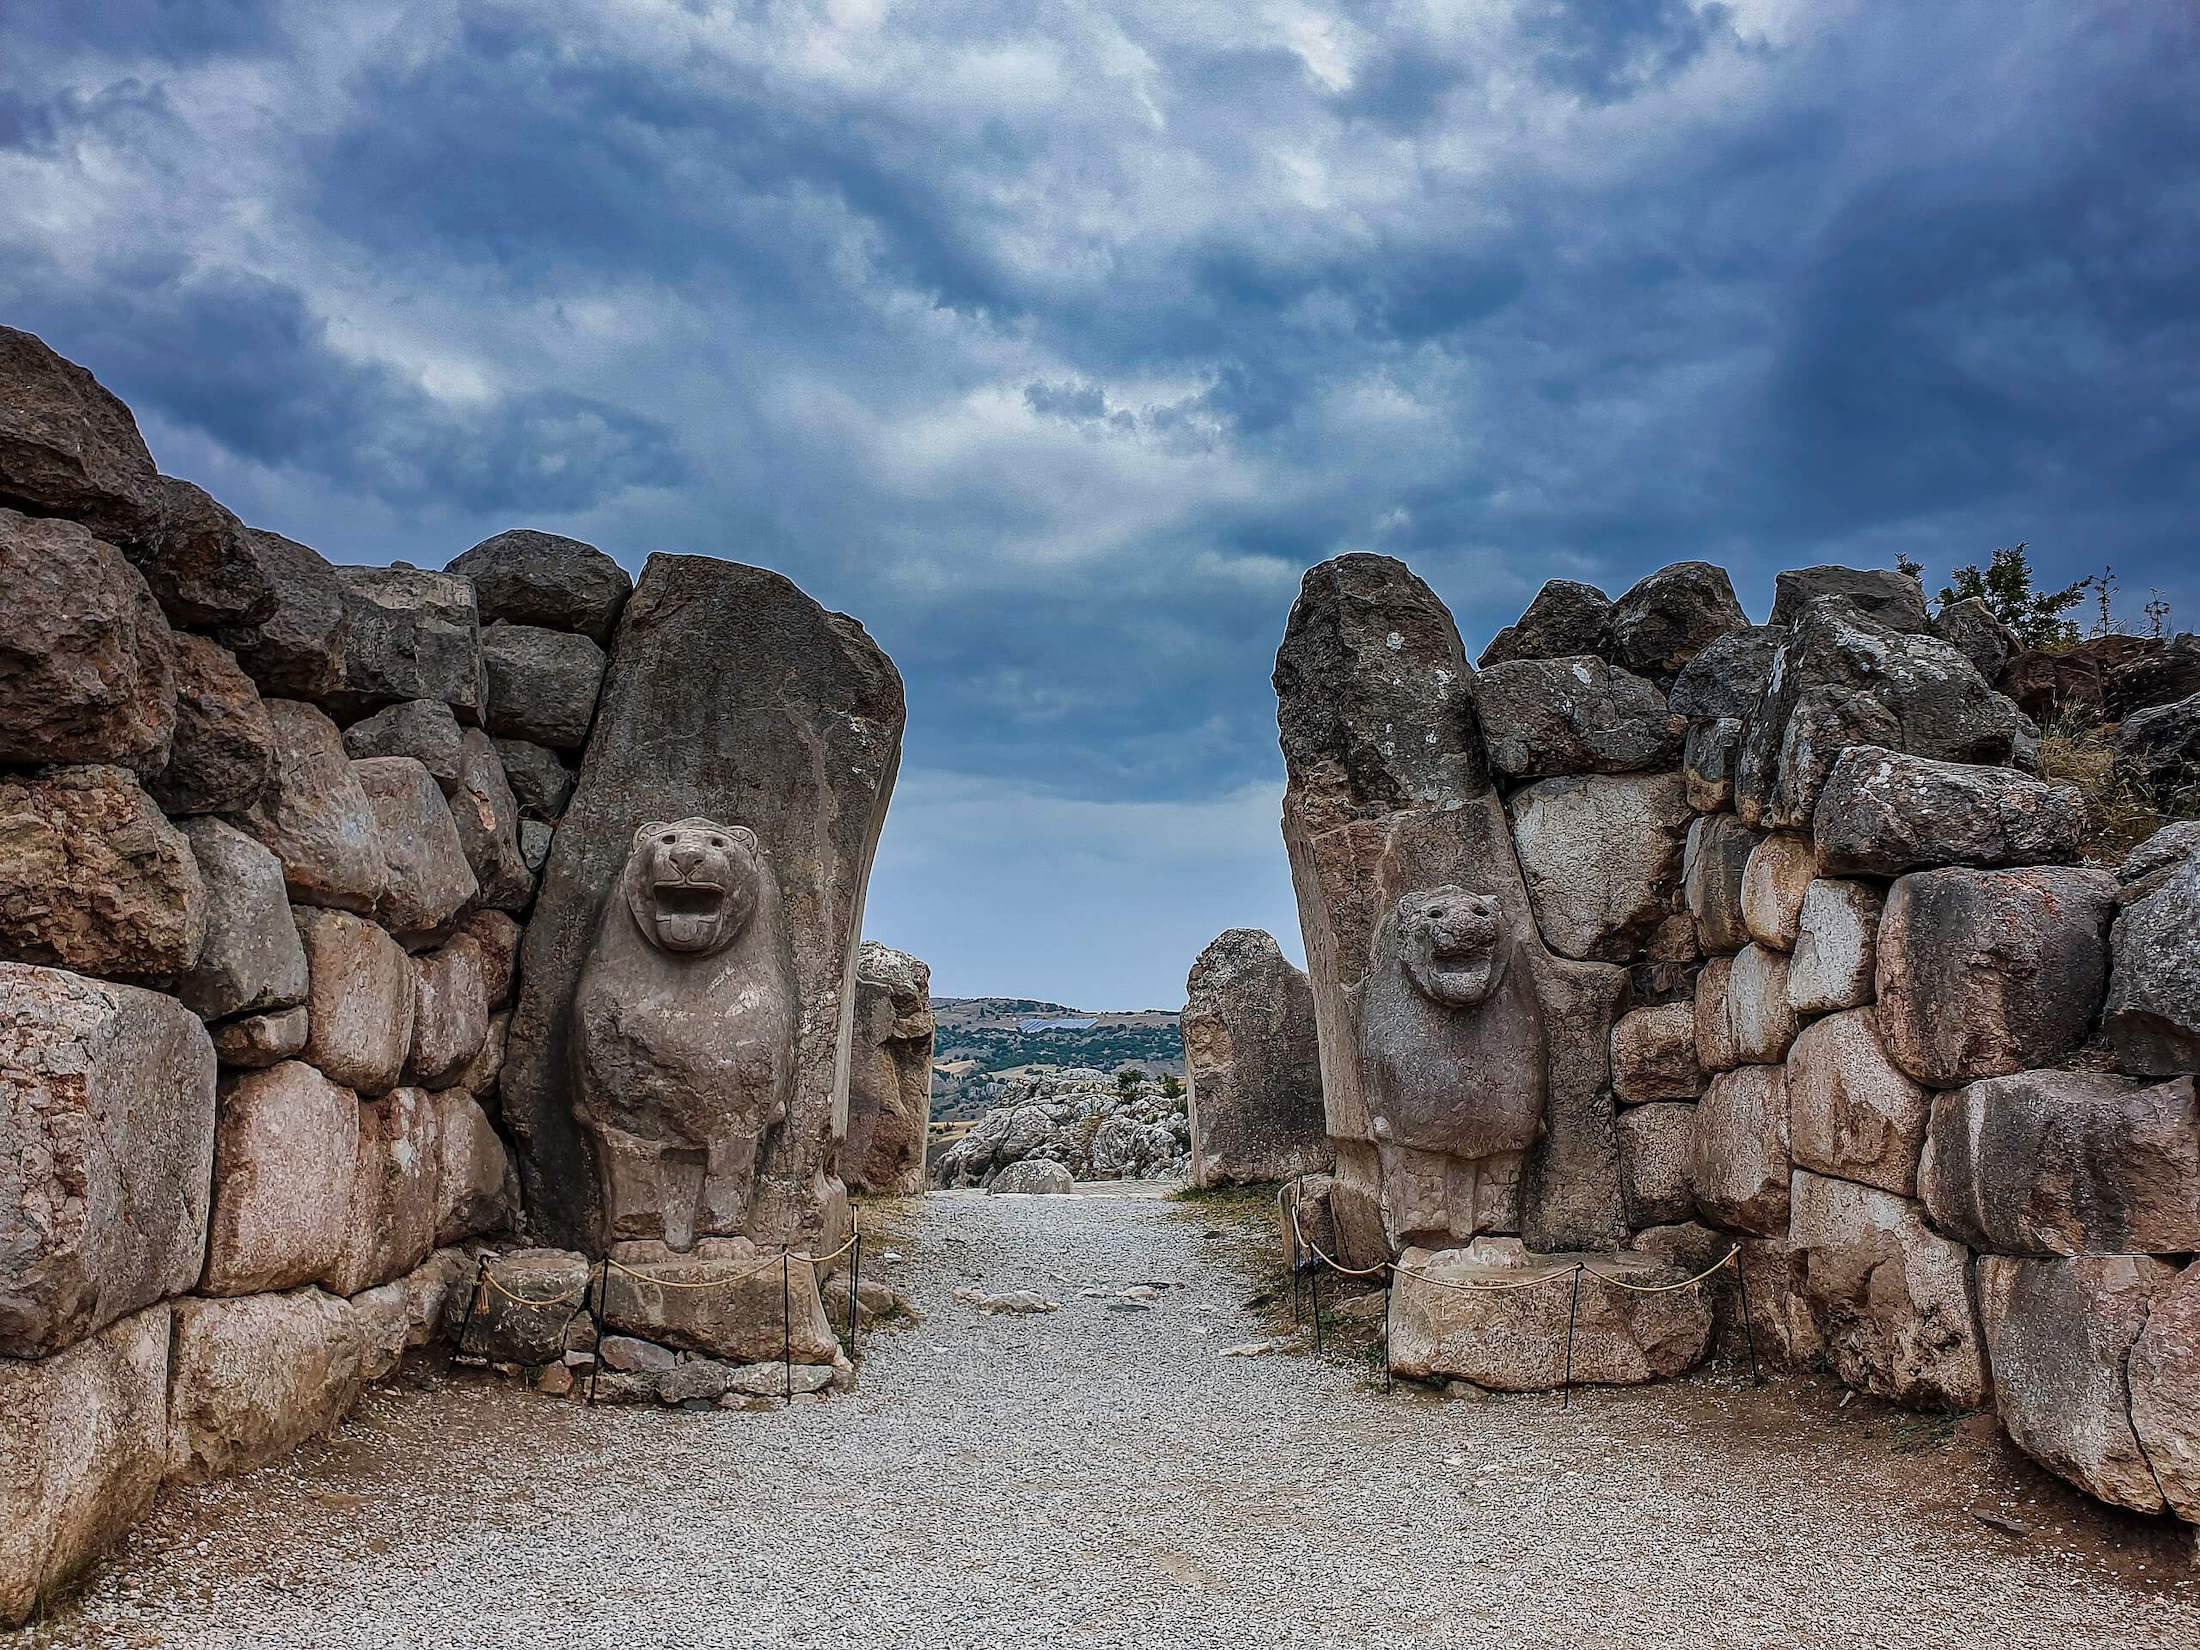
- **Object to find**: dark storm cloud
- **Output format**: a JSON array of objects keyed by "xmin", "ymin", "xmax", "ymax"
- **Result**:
[{"xmin": 3, "ymin": 0, "xmax": 2196, "ymax": 998}]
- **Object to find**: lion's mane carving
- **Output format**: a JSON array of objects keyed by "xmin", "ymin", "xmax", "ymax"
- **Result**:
[
  {"xmin": 1356, "ymin": 885, "xmax": 1547, "ymax": 1241},
  {"xmin": 572, "ymin": 818, "xmax": 797, "ymax": 1251}
]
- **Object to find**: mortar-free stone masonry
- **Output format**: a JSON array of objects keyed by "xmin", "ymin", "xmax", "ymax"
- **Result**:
[{"xmin": 2, "ymin": 322, "xmax": 2198, "ymax": 1623}]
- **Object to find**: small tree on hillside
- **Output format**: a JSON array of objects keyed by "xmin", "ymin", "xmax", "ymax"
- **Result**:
[
  {"xmin": 1115, "ymin": 1066, "xmax": 1143, "ymax": 1097},
  {"xmin": 1934, "ymin": 544, "xmax": 2091, "ymax": 648},
  {"xmin": 1159, "ymin": 1073, "xmax": 1184, "ymax": 1100}
]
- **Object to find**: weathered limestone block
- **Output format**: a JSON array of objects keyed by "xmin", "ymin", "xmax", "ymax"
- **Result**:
[
  {"xmin": 295, "ymin": 907, "xmax": 415, "ymax": 1095},
  {"xmin": 844, "ymin": 941, "xmax": 937, "ymax": 1196},
  {"xmin": 1739, "ymin": 832, "xmax": 1816, "ymax": 952},
  {"xmin": 1683, "ymin": 813, "xmax": 1761, "ymax": 956},
  {"xmin": 1619, "ymin": 1103, "xmax": 1696, "ymax": 1227},
  {"xmin": 1786, "ymin": 878, "xmax": 1882, "ymax": 1015},
  {"xmin": 0, "ymin": 966, "xmax": 214, "ymax": 1357},
  {"xmin": 1360, "ymin": 887, "xmax": 1548, "ymax": 1242},
  {"xmin": 453, "ymin": 1008, "xmax": 509, "ymax": 1101},
  {"xmin": 1977, "ymin": 1255, "xmax": 2175, "ymax": 1515},
  {"xmin": 324, "ymin": 1086, "xmax": 441, "ymax": 1297},
  {"xmin": 1768, "ymin": 566, "xmax": 1929, "ymax": 633},
  {"xmin": 200, "ymin": 1060, "xmax": 359, "ymax": 1296},
  {"xmin": 432, "ymin": 1088, "xmax": 516, "ymax": 1245},
  {"xmin": 1876, "ymin": 866, "xmax": 2118, "ymax": 1088},
  {"xmin": 0, "ymin": 1303, "xmax": 169, "ymax": 1628},
  {"xmin": 1474, "ymin": 657, "xmax": 1684, "ymax": 777},
  {"xmin": 990, "ymin": 1158, "xmax": 1074, "ymax": 1194},
  {"xmin": 445, "ymin": 528, "xmax": 633, "ymax": 644},
  {"xmin": 1669, "ymin": 626, "xmax": 1781, "ymax": 721},
  {"xmin": 493, "ymin": 736, "xmax": 575, "ymax": 823},
  {"xmin": 353, "ymin": 756, "xmax": 478, "ymax": 940},
  {"xmin": 0, "ymin": 765, "xmax": 206, "ymax": 980},
  {"xmin": 1933, "ymin": 596, "xmax": 2014, "ymax": 681},
  {"xmin": 0, "ymin": 507, "xmax": 174, "ymax": 773},
  {"xmin": 407, "ymin": 935, "xmax": 488, "ymax": 1088},
  {"xmin": 1388, "ymin": 1244, "xmax": 1714, "ymax": 1389},
  {"xmin": 1509, "ymin": 773, "xmax": 1691, "ymax": 961},
  {"xmin": 2118, "ymin": 821, "xmax": 2200, "ymax": 904},
  {"xmin": 521, "ymin": 819, "xmax": 552, "ymax": 870},
  {"xmin": 1682, "ymin": 718, "xmax": 1742, "ymax": 812},
  {"xmin": 1693, "ymin": 954, "xmax": 1738, "ymax": 1074},
  {"xmin": 2131, "ymin": 1261, "xmax": 2200, "ymax": 1523},
  {"xmin": 507, "ymin": 556, "xmax": 903, "ymax": 1253},
  {"xmin": 2119, "ymin": 690, "xmax": 2200, "ymax": 811},
  {"xmin": 227, "ymin": 528, "xmax": 349, "ymax": 702},
  {"xmin": 1786, "ymin": 1008, "xmax": 1930, "ymax": 1196},
  {"xmin": 341, "ymin": 698, "xmax": 465, "ymax": 788},
  {"xmin": 164, "ymin": 1290, "xmax": 367, "ymax": 1483},
  {"xmin": 454, "ymin": 1248, "xmax": 593, "ymax": 1362},
  {"xmin": 2105, "ymin": 842, "xmax": 2200, "ymax": 1077},
  {"xmin": 227, "ymin": 699, "xmax": 388, "ymax": 912},
  {"xmin": 1630, "ymin": 1221, "xmax": 1821, "ymax": 1368},
  {"xmin": 212, "ymin": 1005, "xmax": 309, "ymax": 1069},
  {"xmin": 1274, "ymin": 555, "xmax": 1624, "ymax": 1257},
  {"xmin": 1603, "ymin": 561, "xmax": 1748, "ymax": 681},
  {"xmin": 459, "ymin": 909, "xmax": 523, "ymax": 1010},
  {"xmin": 1789, "ymin": 1170, "xmax": 1986, "ymax": 1409},
  {"xmin": 133, "ymin": 475, "xmax": 275, "ymax": 632},
  {"xmin": 1727, "ymin": 944, "xmax": 1799, "ymax": 1065},
  {"xmin": 151, "ymin": 634, "xmax": 276, "ymax": 817},
  {"xmin": 0, "ymin": 323, "xmax": 162, "ymax": 545},
  {"xmin": 2002, "ymin": 635, "xmax": 2180, "ymax": 724},
  {"xmin": 1736, "ymin": 598, "xmax": 2036, "ymax": 830},
  {"xmin": 572, "ymin": 821, "xmax": 798, "ymax": 1250},
  {"xmin": 481, "ymin": 623, "xmax": 606, "ymax": 752},
  {"xmin": 1689, "ymin": 1065, "xmax": 1789, "ymax": 1236},
  {"xmin": 1476, "ymin": 579, "xmax": 1610, "ymax": 668},
  {"xmin": 175, "ymin": 818, "xmax": 307, "ymax": 1022},
  {"xmin": 352, "ymin": 1247, "xmax": 473, "ymax": 1381},
  {"xmin": 328, "ymin": 565, "xmax": 486, "ymax": 724},
  {"xmin": 1919, "ymin": 1071, "xmax": 2200, "ymax": 1256},
  {"xmin": 1812, "ymin": 746, "xmax": 2083, "ymax": 876},
  {"xmin": 599, "ymin": 1242, "xmax": 841, "ymax": 1365},
  {"xmin": 1611, "ymin": 1002, "xmax": 1704, "ymax": 1103},
  {"xmin": 447, "ymin": 728, "xmax": 533, "ymax": 914}
]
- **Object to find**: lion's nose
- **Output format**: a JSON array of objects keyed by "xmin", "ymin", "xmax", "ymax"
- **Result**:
[{"xmin": 668, "ymin": 843, "xmax": 707, "ymax": 877}]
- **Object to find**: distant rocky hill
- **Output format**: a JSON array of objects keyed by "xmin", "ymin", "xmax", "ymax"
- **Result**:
[{"xmin": 930, "ymin": 997, "xmax": 1183, "ymax": 1119}]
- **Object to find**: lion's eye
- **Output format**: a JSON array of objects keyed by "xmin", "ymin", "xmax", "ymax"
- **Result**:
[
  {"xmin": 660, "ymin": 834, "xmax": 677, "ymax": 845},
  {"xmin": 710, "ymin": 837, "xmax": 726, "ymax": 848}
]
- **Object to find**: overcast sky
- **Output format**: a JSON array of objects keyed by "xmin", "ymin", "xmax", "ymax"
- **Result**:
[{"xmin": 5, "ymin": 2, "xmax": 2196, "ymax": 1007}]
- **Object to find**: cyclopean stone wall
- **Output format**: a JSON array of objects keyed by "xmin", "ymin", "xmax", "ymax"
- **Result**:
[
  {"xmin": 0, "ymin": 325, "xmax": 904, "ymax": 1619},
  {"xmin": 1273, "ymin": 547, "xmax": 2200, "ymax": 1536}
]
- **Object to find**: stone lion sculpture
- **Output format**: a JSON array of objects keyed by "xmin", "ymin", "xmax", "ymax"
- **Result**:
[
  {"xmin": 1356, "ymin": 885, "xmax": 1547, "ymax": 1242},
  {"xmin": 572, "ymin": 818, "xmax": 797, "ymax": 1251}
]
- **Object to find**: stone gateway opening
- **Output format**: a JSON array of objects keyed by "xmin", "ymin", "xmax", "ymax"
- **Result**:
[{"xmin": 2, "ymin": 329, "xmax": 2198, "ymax": 1645}]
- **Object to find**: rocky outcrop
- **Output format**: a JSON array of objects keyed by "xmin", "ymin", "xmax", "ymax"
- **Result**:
[
  {"xmin": 445, "ymin": 529, "xmax": 633, "ymax": 645},
  {"xmin": 1977, "ymin": 1256, "xmax": 2175, "ymax": 1515},
  {"xmin": 505, "ymin": 556, "xmax": 903, "ymax": 1253},
  {"xmin": 990, "ymin": 1158, "xmax": 1075, "ymax": 1194},
  {"xmin": 1933, "ymin": 597, "xmax": 2014, "ymax": 680},
  {"xmin": 0, "ymin": 965, "xmax": 215, "ymax": 1356},
  {"xmin": 1388, "ymin": 1242, "xmax": 1714, "ymax": 1389},
  {"xmin": 1874, "ymin": 866, "xmax": 2118, "ymax": 1087},
  {"xmin": 1475, "ymin": 579, "xmax": 1610, "ymax": 668},
  {"xmin": 1812, "ymin": 746, "xmax": 2082, "ymax": 876},
  {"xmin": 326, "ymin": 565, "xmax": 486, "ymax": 725},
  {"xmin": 1768, "ymin": 567, "xmax": 1929, "ymax": 633},
  {"xmin": 0, "ymin": 507, "xmax": 175, "ymax": 774},
  {"xmin": 1182, "ymin": 929, "xmax": 1326, "ymax": 1187},
  {"xmin": 1918, "ymin": 1071, "xmax": 2200, "ymax": 1255},
  {"xmin": 1603, "ymin": 562, "xmax": 1747, "ymax": 681},
  {"xmin": 2105, "ymin": 837, "xmax": 2200, "ymax": 1077},
  {"xmin": 933, "ymin": 1071, "xmax": 1190, "ymax": 1188},
  {"xmin": 843, "ymin": 941, "xmax": 935, "ymax": 1196},
  {"xmin": 2118, "ymin": 691, "xmax": 2200, "ymax": 811},
  {"xmin": 0, "ymin": 1303, "xmax": 170, "ymax": 1628},
  {"xmin": 1789, "ymin": 1170, "xmax": 1985, "ymax": 1409},
  {"xmin": 0, "ymin": 765, "xmax": 206, "ymax": 981}
]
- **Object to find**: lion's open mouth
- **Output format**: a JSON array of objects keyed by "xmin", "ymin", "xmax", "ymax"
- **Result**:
[{"xmin": 652, "ymin": 881, "xmax": 727, "ymax": 919}]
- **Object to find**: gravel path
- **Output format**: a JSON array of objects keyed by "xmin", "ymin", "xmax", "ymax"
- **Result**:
[{"xmin": 27, "ymin": 1186, "xmax": 2199, "ymax": 1649}]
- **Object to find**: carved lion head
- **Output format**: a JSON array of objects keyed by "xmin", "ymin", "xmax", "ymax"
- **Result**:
[
  {"xmin": 1393, "ymin": 885, "xmax": 1509, "ymax": 1007},
  {"xmin": 624, "ymin": 818, "xmax": 761, "ymax": 956}
]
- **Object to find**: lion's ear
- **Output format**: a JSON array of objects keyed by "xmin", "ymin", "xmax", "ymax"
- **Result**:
[
  {"xmin": 729, "ymin": 825, "xmax": 759, "ymax": 851},
  {"xmin": 635, "ymin": 821, "xmax": 670, "ymax": 846}
]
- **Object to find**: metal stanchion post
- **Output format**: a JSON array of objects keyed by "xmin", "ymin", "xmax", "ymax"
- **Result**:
[
  {"xmin": 782, "ymin": 1253, "xmax": 794, "ymax": 1406},
  {"xmin": 588, "ymin": 1257, "xmax": 609, "ymax": 1406},
  {"xmin": 1311, "ymin": 1264, "xmax": 1323, "ymax": 1355},
  {"xmin": 1561, "ymin": 1264, "xmax": 1582, "ymax": 1410},
  {"xmin": 848, "ymin": 1230, "xmax": 863, "ymax": 1361},
  {"xmin": 1732, "ymin": 1249, "xmax": 1763, "ymax": 1385},
  {"xmin": 1382, "ymin": 1271, "xmax": 1395, "ymax": 1394},
  {"xmin": 456, "ymin": 1255, "xmax": 489, "ymax": 1358}
]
